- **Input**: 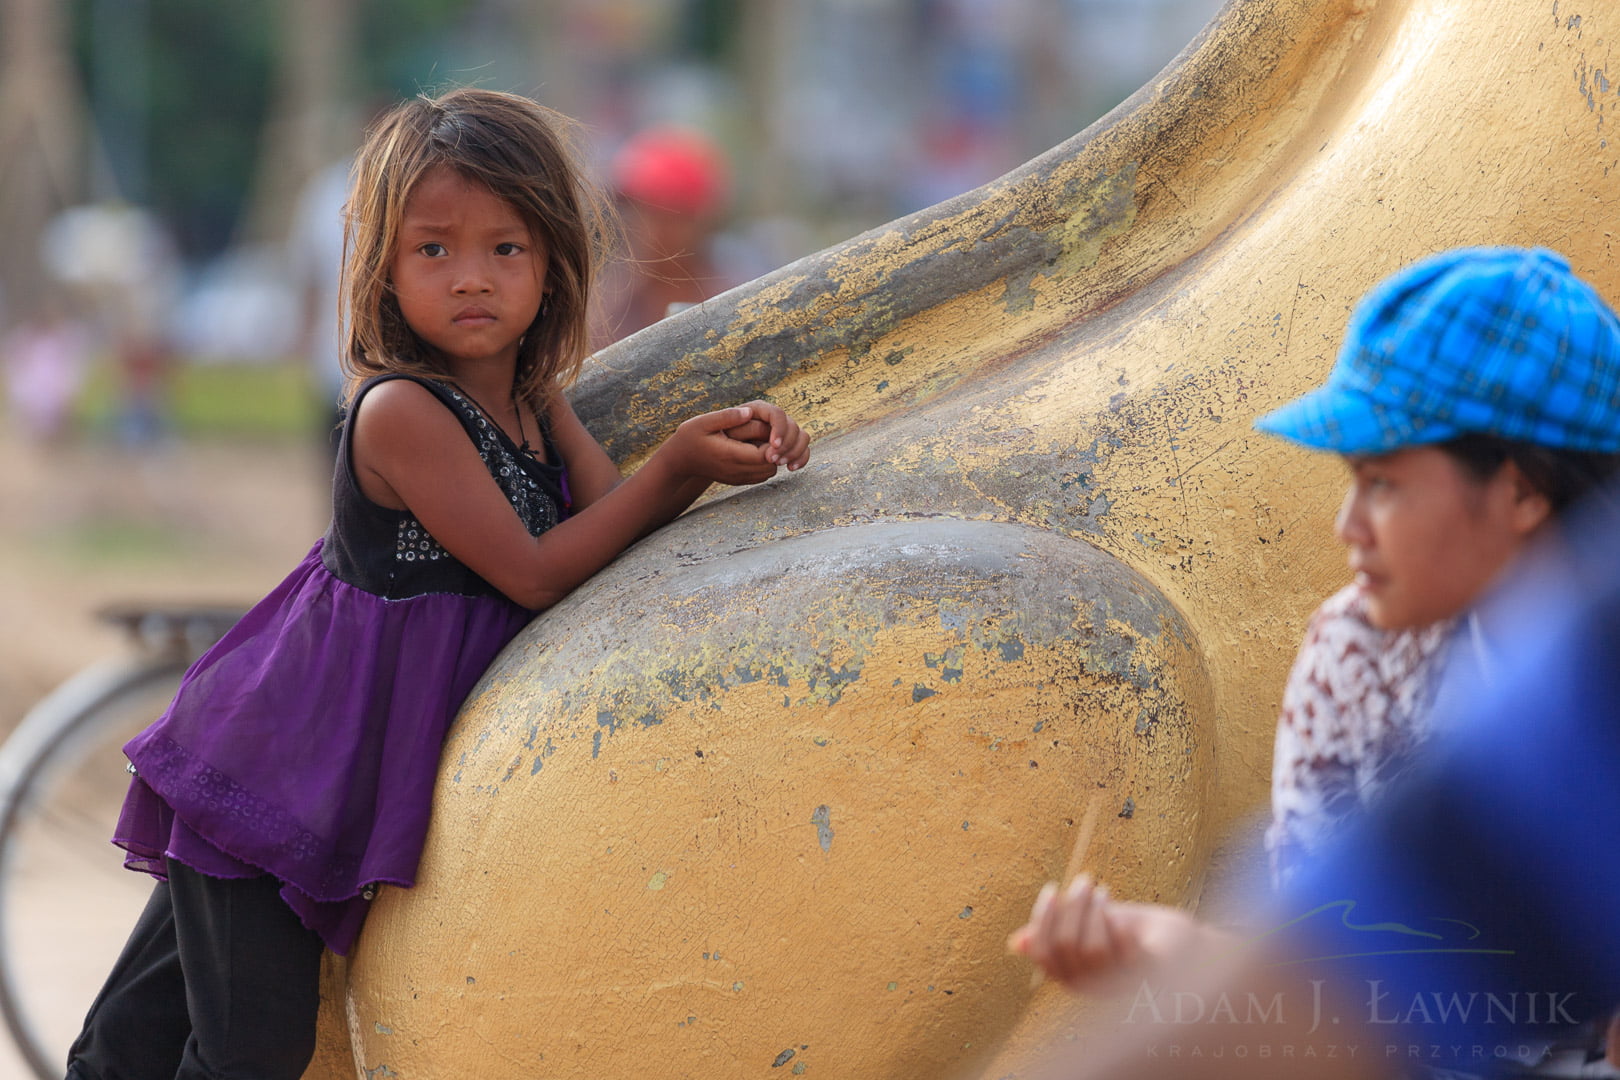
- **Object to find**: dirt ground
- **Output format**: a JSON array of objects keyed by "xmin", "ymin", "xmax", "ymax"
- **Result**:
[
  {"xmin": 0, "ymin": 425, "xmax": 326, "ymax": 1077},
  {"xmin": 0, "ymin": 430, "xmax": 327, "ymax": 724}
]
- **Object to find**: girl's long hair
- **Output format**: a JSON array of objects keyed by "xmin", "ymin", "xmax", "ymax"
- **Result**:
[{"xmin": 341, "ymin": 88, "xmax": 614, "ymax": 413}]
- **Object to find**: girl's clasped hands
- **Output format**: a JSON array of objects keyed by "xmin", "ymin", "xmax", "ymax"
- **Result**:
[{"xmin": 681, "ymin": 399, "xmax": 810, "ymax": 486}]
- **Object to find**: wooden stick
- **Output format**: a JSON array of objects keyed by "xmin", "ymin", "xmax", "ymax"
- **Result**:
[
  {"xmin": 1029, "ymin": 791, "xmax": 1106, "ymax": 987},
  {"xmin": 1062, "ymin": 791, "xmax": 1106, "ymax": 887}
]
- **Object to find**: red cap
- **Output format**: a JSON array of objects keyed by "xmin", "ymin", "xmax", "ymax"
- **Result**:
[{"xmin": 611, "ymin": 127, "xmax": 729, "ymax": 217}]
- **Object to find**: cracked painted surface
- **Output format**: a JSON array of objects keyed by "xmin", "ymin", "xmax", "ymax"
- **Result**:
[
  {"xmin": 339, "ymin": 522, "xmax": 1214, "ymax": 1079},
  {"xmin": 306, "ymin": 2, "xmax": 1620, "ymax": 1077}
]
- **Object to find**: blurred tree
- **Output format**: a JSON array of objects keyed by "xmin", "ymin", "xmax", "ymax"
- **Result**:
[
  {"xmin": 0, "ymin": 0, "xmax": 91, "ymax": 322},
  {"xmin": 735, "ymin": 0, "xmax": 793, "ymax": 222},
  {"xmin": 355, "ymin": 0, "xmax": 474, "ymax": 99},
  {"xmin": 7, "ymin": 0, "xmax": 1224, "ymax": 293},
  {"xmin": 60, "ymin": 0, "xmax": 468, "ymax": 262},
  {"xmin": 680, "ymin": 0, "xmax": 739, "ymax": 64},
  {"xmin": 69, "ymin": 0, "xmax": 276, "ymax": 258},
  {"xmin": 240, "ymin": 0, "xmax": 360, "ymax": 247}
]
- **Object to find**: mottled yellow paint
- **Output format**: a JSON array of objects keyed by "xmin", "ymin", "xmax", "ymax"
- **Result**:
[
  {"xmin": 306, "ymin": 1, "xmax": 1620, "ymax": 1077},
  {"xmin": 331, "ymin": 524, "xmax": 1212, "ymax": 1078}
]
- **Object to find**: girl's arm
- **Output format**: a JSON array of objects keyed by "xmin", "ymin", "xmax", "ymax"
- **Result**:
[
  {"xmin": 543, "ymin": 395, "xmax": 621, "ymax": 510},
  {"xmin": 543, "ymin": 395, "xmax": 706, "ymax": 523},
  {"xmin": 546, "ymin": 393, "xmax": 810, "ymax": 516},
  {"xmin": 353, "ymin": 379, "xmax": 803, "ymax": 611}
]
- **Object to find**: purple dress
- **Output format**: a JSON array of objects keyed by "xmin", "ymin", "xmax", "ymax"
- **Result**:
[{"xmin": 115, "ymin": 375, "xmax": 567, "ymax": 955}]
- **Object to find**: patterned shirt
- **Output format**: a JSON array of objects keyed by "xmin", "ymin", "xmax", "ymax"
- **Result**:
[{"xmin": 1265, "ymin": 585, "xmax": 1458, "ymax": 889}]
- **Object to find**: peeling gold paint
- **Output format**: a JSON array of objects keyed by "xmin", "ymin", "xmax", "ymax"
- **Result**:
[{"xmin": 308, "ymin": 2, "xmax": 1620, "ymax": 1077}]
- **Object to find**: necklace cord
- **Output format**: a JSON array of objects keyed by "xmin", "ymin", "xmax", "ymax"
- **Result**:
[{"xmin": 459, "ymin": 383, "xmax": 541, "ymax": 459}]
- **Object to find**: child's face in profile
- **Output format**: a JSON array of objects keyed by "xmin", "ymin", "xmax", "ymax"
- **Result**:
[
  {"xmin": 390, "ymin": 165, "xmax": 547, "ymax": 371},
  {"xmin": 1334, "ymin": 446, "xmax": 1547, "ymax": 630}
]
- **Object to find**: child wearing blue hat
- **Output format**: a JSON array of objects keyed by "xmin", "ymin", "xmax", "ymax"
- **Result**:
[
  {"xmin": 1256, "ymin": 245, "xmax": 1620, "ymax": 886},
  {"xmin": 1011, "ymin": 246, "xmax": 1620, "ymax": 992}
]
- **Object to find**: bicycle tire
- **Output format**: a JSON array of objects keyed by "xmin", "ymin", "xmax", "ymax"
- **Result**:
[{"xmin": 0, "ymin": 654, "xmax": 186, "ymax": 1080}]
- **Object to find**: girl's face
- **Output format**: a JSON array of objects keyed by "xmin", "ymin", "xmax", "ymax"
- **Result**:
[
  {"xmin": 1334, "ymin": 446, "xmax": 1550, "ymax": 630},
  {"xmin": 390, "ymin": 165, "xmax": 546, "ymax": 372}
]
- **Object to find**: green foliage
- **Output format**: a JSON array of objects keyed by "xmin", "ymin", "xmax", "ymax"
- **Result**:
[
  {"xmin": 30, "ymin": 518, "xmax": 190, "ymax": 566},
  {"xmin": 681, "ymin": 0, "xmax": 741, "ymax": 63},
  {"xmin": 358, "ymin": 0, "xmax": 473, "ymax": 98},
  {"xmin": 67, "ymin": 0, "xmax": 472, "ymax": 260},
  {"xmin": 75, "ymin": 359, "xmax": 322, "ymax": 441},
  {"xmin": 71, "ymin": 0, "xmax": 276, "ymax": 256}
]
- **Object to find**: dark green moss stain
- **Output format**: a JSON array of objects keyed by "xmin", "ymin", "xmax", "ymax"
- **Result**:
[
  {"xmin": 922, "ymin": 644, "xmax": 967, "ymax": 684},
  {"xmin": 572, "ymin": 156, "xmax": 1139, "ymax": 461},
  {"xmin": 520, "ymin": 733, "xmax": 561, "ymax": 778},
  {"xmin": 1059, "ymin": 472, "xmax": 1093, "ymax": 491},
  {"xmin": 657, "ymin": 666, "xmax": 701, "ymax": 700},
  {"xmin": 470, "ymin": 520, "xmax": 1206, "ymax": 786},
  {"xmin": 451, "ymin": 728, "xmax": 494, "ymax": 783},
  {"xmin": 807, "ymin": 662, "xmax": 863, "ymax": 700}
]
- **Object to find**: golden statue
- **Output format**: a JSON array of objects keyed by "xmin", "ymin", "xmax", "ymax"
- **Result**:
[{"xmin": 308, "ymin": 1, "xmax": 1620, "ymax": 1075}]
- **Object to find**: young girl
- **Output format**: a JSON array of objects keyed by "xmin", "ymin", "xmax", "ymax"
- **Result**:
[
  {"xmin": 1009, "ymin": 247, "xmax": 1620, "ymax": 999},
  {"xmin": 67, "ymin": 88, "xmax": 809, "ymax": 1080}
]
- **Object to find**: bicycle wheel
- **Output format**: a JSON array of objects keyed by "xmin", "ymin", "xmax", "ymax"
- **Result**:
[{"xmin": 0, "ymin": 655, "xmax": 185, "ymax": 1080}]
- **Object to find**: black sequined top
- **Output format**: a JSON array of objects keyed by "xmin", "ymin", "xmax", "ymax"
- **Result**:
[{"xmin": 320, "ymin": 373, "xmax": 570, "ymax": 601}]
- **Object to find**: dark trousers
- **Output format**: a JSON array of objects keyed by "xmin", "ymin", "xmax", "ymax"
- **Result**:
[{"xmin": 66, "ymin": 860, "xmax": 324, "ymax": 1080}]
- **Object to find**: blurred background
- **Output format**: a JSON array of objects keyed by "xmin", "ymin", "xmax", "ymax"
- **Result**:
[
  {"xmin": 0, "ymin": 1, "xmax": 1228, "ymax": 1072},
  {"xmin": 0, "ymin": 0, "xmax": 1225, "ymax": 723}
]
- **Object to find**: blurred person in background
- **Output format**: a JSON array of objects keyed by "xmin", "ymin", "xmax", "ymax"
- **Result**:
[
  {"xmin": 592, "ymin": 125, "xmax": 734, "ymax": 347},
  {"xmin": 1010, "ymin": 247, "xmax": 1620, "ymax": 1076},
  {"xmin": 41, "ymin": 204, "xmax": 181, "ymax": 450},
  {"xmin": 1024, "ymin": 482, "xmax": 1620, "ymax": 1079},
  {"xmin": 2, "ymin": 299, "xmax": 92, "ymax": 446}
]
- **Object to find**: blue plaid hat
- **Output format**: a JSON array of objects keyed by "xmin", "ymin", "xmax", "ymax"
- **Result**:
[{"xmin": 1255, "ymin": 247, "xmax": 1620, "ymax": 454}]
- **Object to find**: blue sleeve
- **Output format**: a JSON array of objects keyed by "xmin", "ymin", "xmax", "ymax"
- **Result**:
[{"xmin": 1276, "ymin": 573, "xmax": 1620, "ymax": 1069}]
